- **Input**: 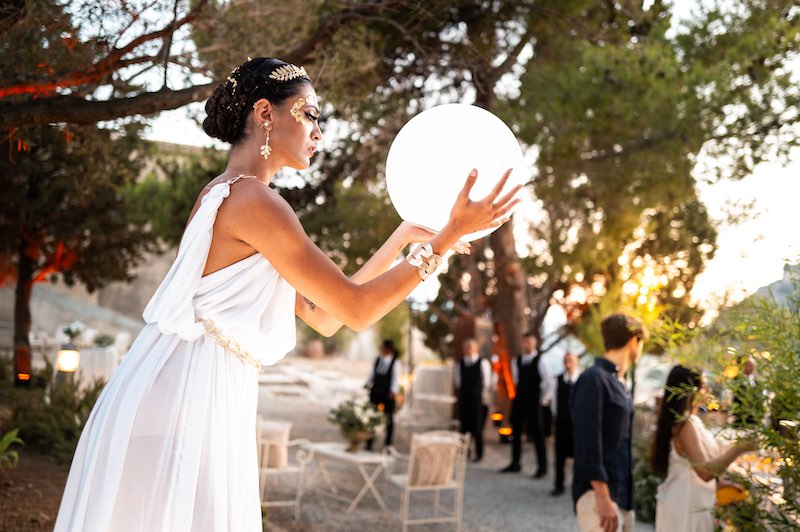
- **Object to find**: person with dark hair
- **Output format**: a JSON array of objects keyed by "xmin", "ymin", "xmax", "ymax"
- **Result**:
[
  {"xmin": 454, "ymin": 338, "xmax": 493, "ymax": 462},
  {"xmin": 366, "ymin": 339, "xmax": 402, "ymax": 450},
  {"xmin": 54, "ymin": 57, "xmax": 521, "ymax": 531},
  {"xmin": 571, "ymin": 313, "xmax": 645, "ymax": 532},
  {"xmin": 500, "ymin": 331, "xmax": 551, "ymax": 477},
  {"xmin": 651, "ymin": 365, "xmax": 758, "ymax": 531},
  {"xmin": 550, "ymin": 351, "xmax": 581, "ymax": 497}
]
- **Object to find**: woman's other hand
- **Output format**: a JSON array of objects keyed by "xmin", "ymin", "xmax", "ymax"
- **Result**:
[{"xmin": 397, "ymin": 221, "xmax": 471, "ymax": 254}]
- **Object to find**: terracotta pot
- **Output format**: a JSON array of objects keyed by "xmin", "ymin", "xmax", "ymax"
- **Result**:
[{"xmin": 341, "ymin": 429, "xmax": 371, "ymax": 453}]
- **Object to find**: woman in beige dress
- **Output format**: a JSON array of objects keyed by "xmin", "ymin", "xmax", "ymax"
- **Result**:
[{"xmin": 650, "ymin": 365, "xmax": 758, "ymax": 531}]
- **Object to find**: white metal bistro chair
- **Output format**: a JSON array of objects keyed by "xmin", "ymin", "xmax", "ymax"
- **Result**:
[
  {"xmin": 385, "ymin": 431, "xmax": 470, "ymax": 532},
  {"xmin": 257, "ymin": 420, "xmax": 314, "ymax": 520}
]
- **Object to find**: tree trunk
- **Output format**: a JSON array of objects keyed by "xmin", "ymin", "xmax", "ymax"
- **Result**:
[
  {"xmin": 13, "ymin": 236, "xmax": 33, "ymax": 387},
  {"xmin": 489, "ymin": 222, "xmax": 526, "ymax": 359},
  {"xmin": 472, "ymin": 78, "xmax": 528, "ymax": 360}
]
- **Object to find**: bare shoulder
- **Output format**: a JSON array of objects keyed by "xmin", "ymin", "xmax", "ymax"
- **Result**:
[
  {"xmin": 222, "ymin": 180, "xmax": 296, "ymax": 222},
  {"xmin": 218, "ymin": 180, "xmax": 307, "ymax": 249},
  {"xmin": 673, "ymin": 417, "xmax": 700, "ymax": 453}
]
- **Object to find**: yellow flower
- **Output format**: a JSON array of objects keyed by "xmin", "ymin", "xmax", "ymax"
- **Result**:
[{"xmin": 723, "ymin": 365, "xmax": 739, "ymax": 380}]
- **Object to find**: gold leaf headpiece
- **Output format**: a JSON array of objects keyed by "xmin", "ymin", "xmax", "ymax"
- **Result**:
[{"xmin": 269, "ymin": 64, "xmax": 309, "ymax": 82}]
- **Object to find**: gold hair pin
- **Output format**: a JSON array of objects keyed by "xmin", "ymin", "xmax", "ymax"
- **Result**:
[{"xmin": 269, "ymin": 64, "xmax": 309, "ymax": 82}]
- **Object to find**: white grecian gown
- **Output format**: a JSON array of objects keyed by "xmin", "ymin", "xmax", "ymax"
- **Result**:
[
  {"xmin": 54, "ymin": 176, "xmax": 296, "ymax": 532},
  {"xmin": 655, "ymin": 414, "xmax": 725, "ymax": 532}
]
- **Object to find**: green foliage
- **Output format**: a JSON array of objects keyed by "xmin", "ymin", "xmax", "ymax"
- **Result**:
[
  {"xmin": 376, "ymin": 304, "xmax": 409, "ymax": 359},
  {"xmin": 509, "ymin": 3, "xmax": 714, "ymax": 334},
  {"xmin": 11, "ymin": 380, "xmax": 104, "ymax": 463},
  {"xmin": 660, "ymin": 267, "xmax": 800, "ymax": 529},
  {"xmin": 125, "ymin": 145, "xmax": 227, "ymax": 247},
  {"xmin": 0, "ymin": 428, "xmax": 23, "ymax": 472},
  {"xmin": 632, "ymin": 432, "xmax": 659, "ymax": 524},
  {"xmin": 0, "ymin": 355, "xmax": 104, "ymax": 464},
  {"xmin": 2, "ymin": 362, "xmax": 104, "ymax": 464},
  {"xmin": 298, "ymin": 178, "xmax": 401, "ymax": 276},
  {"xmin": 93, "ymin": 334, "xmax": 115, "ymax": 348},
  {"xmin": 0, "ymin": 123, "xmax": 157, "ymax": 290},
  {"xmin": 328, "ymin": 397, "xmax": 384, "ymax": 435}
]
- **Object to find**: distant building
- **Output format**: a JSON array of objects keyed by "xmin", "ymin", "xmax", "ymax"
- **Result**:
[{"xmin": 754, "ymin": 263, "xmax": 799, "ymax": 307}]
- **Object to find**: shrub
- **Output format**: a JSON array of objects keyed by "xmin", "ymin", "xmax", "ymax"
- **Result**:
[
  {"xmin": 633, "ymin": 434, "xmax": 660, "ymax": 523},
  {"xmin": 93, "ymin": 333, "xmax": 116, "ymax": 348},
  {"xmin": 7, "ymin": 363, "xmax": 104, "ymax": 463},
  {"xmin": 657, "ymin": 271, "xmax": 800, "ymax": 529},
  {"xmin": 0, "ymin": 428, "xmax": 23, "ymax": 471}
]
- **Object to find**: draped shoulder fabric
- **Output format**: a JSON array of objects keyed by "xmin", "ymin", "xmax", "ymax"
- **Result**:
[
  {"xmin": 55, "ymin": 177, "xmax": 297, "ymax": 532},
  {"xmin": 655, "ymin": 415, "xmax": 725, "ymax": 532}
]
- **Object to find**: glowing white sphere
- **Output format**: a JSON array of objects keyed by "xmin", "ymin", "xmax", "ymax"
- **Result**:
[{"xmin": 386, "ymin": 103, "xmax": 525, "ymax": 242}]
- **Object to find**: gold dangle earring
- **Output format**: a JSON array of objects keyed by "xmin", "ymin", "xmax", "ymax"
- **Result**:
[{"xmin": 260, "ymin": 121, "xmax": 271, "ymax": 160}]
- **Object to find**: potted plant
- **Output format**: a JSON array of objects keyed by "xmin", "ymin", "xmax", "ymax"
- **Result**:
[{"xmin": 328, "ymin": 397, "xmax": 385, "ymax": 452}]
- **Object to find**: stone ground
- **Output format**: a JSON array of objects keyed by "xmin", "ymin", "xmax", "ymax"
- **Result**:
[{"xmin": 259, "ymin": 355, "xmax": 656, "ymax": 532}]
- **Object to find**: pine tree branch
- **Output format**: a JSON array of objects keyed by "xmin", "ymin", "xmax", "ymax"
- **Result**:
[
  {"xmin": 0, "ymin": 85, "xmax": 214, "ymax": 129},
  {"xmin": 0, "ymin": 0, "xmax": 209, "ymax": 99}
]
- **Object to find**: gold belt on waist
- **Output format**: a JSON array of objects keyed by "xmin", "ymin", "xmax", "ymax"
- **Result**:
[{"xmin": 200, "ymin": 318, "xmax": 263, "ymax": 373}]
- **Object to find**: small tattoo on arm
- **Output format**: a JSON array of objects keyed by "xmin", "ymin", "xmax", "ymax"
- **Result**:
[{"xmin": 304, "ymin": 297, "xmax": 317, "ymax": 312}]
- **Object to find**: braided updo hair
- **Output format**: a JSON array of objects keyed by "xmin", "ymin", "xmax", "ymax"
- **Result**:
[{"xmin": 202, "ymin": 57, "xmax": 312, "ymax": 145}]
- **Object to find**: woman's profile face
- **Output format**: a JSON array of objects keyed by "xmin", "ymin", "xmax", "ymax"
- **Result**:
[{"xmin": 268, "ymin": 83, "xmax": 322, "ymax": 170}]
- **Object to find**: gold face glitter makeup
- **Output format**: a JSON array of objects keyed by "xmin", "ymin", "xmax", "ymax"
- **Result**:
[
  {"xmin": 290, "ymin": 98, "xmax": 306, "ymax": 122},
  {"xmin": 290, "ymin": 93, "xmax": 319, "ymax": 123}
]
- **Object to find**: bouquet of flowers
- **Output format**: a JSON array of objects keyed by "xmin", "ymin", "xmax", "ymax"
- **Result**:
[
  {"xmin": 61, "ymin": 321, "xmax": 85, "ymax": 342},
  {"xmin": 328, "ymin": 397, "xmax": 385, "ymax": 451}
]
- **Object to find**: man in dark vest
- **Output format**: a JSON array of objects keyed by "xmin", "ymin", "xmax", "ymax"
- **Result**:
[
  {"xmin": 550, "ymin": 352, "xmax": 581, "ymax": 496},
  {"xmin": 454, "ymin": 338, "xmax": 493, "ymax": 462},
  {"xmin": 500, "ymin": 331, "xmax": 550, "ymax": 478},
  {"xmin": 365, "ymin": 339, "xmax": 401, "ymax": 450}
]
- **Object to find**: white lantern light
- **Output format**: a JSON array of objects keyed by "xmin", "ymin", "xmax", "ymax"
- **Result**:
[
  {"xmin": 386, "ymin": 104, "xmax": 526, "ymax": 242},
  {"xmin": 56, "ymin": 346, "xmax": 81, "ymax": 373}
]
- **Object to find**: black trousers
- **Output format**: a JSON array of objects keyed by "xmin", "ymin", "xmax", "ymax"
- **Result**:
[
  {"xmin": 554, "ymin": 425, "xmax": 573, "ymax": 489},
  {"xmin": 510, "ymin": 401, "xmax": 547, "ymax": 473},
  {"xmin": 366, "ymin": 395, "xmax": 395, "ymax": 450},
  {"xmin": 459, "ymin": 399, "xmax": 487, "ymax": 459}
]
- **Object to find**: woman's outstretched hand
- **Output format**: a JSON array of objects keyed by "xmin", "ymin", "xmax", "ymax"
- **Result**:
[{"xmin": 446, "ymin": 168, "xmax": 522, "ymax": 239}]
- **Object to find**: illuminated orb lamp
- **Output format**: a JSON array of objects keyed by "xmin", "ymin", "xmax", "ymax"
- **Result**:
[
  {"xmin": 386, "ymin": 104, "xmax": 525, "ymax": 242},
  {"xmin": 56, "ymin": 345, "xmax": 81, "ymax": 373}
]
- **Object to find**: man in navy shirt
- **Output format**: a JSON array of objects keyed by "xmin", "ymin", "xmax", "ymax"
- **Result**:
[{"xmin": 571, "ymin": 314, "xmax": 645, "ymax": 532}]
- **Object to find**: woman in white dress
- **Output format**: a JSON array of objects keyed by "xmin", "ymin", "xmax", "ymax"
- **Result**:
[
  {"xmin": 651, "ymin": 365, "xmax": 758, "ymax": 531},
  {"xmin": 54, "ymin": 57, "xmax": 521, "ymax": 532}
]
